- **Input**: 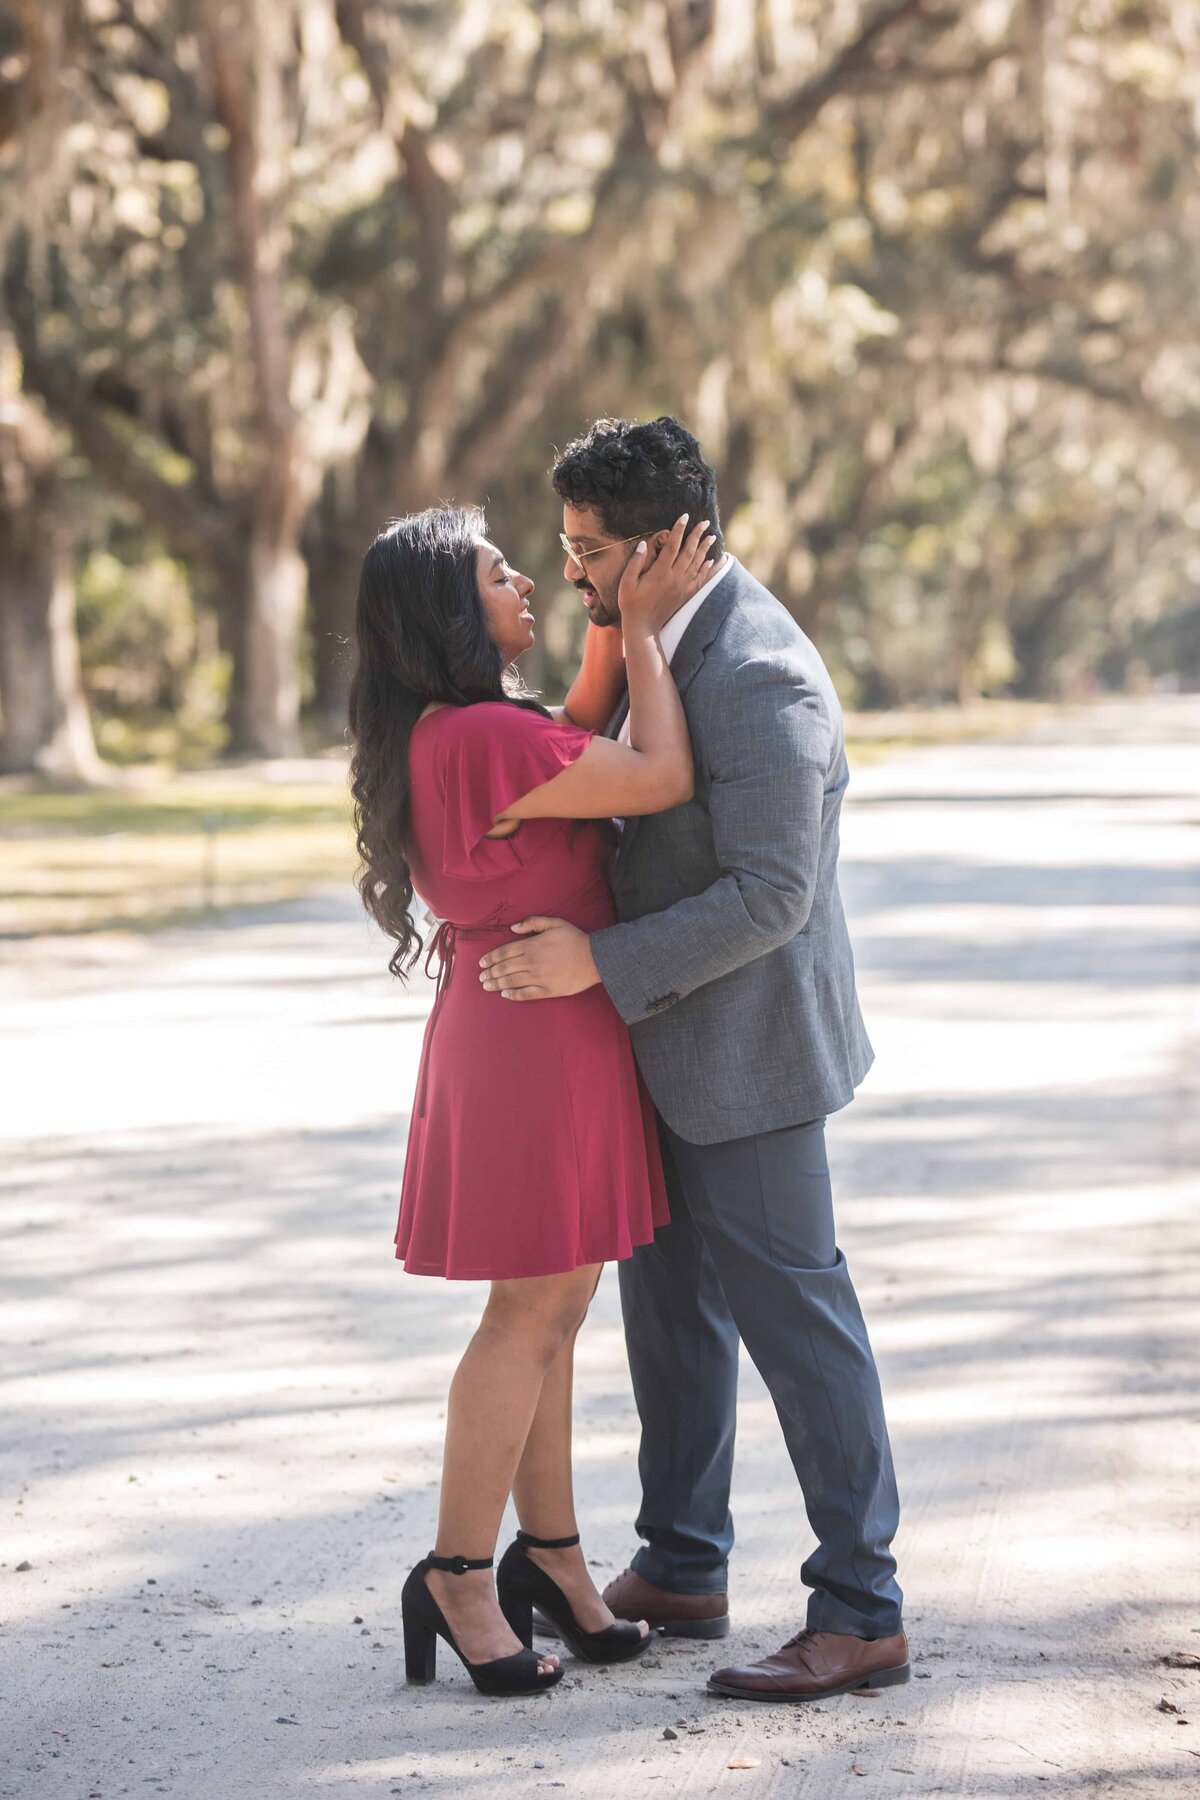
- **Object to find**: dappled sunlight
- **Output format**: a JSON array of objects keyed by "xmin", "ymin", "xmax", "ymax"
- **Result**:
[{"xmin": 3, "ymin": 705, "xmax": 1197, "ymax": 1797}]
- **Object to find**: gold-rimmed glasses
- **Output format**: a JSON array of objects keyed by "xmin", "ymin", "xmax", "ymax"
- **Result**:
[{"xmin": 558, "ymin": 530, "xmax": 645, "ymax": 565}]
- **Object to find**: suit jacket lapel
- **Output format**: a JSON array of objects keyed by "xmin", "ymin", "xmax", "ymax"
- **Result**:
[
  {"xmin": 606, "ymin": 558, "xmax": 744, "ymax": 857},
  {"xmin": 668, "ymin": 558, "xmax": 742, "ymax": 698},
  {"xmin": 605, "ymin": 558, "xmax": 743, "ymax": 743}
]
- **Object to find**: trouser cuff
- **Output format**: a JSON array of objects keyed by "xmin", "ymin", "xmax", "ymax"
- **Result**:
[
  {"xmin": 631, "ymin": 1543, "xmax": 729, "ymax": 1596},
  {"xmin": 806, "ymin": 1591, "xmax": 904, "ymax": 1639}
]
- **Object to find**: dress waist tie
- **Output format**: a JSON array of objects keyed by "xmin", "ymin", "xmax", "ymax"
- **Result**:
[{"xmin": 413, "ymin": 919, "xmax": 504, "ymax": 1120}]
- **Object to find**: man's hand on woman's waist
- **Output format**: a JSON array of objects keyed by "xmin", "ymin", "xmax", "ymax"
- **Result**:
[{"xmin": 478, "ymin": 917, "xmax": 600, "ymax": 1000}]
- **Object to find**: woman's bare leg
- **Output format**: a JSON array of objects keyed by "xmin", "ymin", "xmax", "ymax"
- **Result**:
[
  {"xmin": 511, "ymin": 1281, "xmax": 649, "ymax": 1640},
  {"xmin": 423, "ymin": 1263, "xmax": 601, "ymax": 1669}
]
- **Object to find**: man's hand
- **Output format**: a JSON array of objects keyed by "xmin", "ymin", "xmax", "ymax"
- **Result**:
[{"xmin": 478, "ymin": 917, "xmax": 601, "ymax": 1000}]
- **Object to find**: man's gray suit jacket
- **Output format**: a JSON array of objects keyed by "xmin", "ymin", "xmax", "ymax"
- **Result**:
[{"xmin": 588, "ymin": 557, "xmax": 873, "ymax": 1146}]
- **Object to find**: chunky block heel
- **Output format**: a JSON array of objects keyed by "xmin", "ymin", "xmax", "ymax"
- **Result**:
[
  {"xmin": 498, "ymin": 1587, "xmax": 534, "ymax": 1650},
  {"xmin": 496, "ymin": 1531, "xmax": 651, "ymax": 1666},
  {"xmin": 399, "ymin": 1551, "xmax": 562, "ymax": 1698},
  {"xmin": 403, "ymin": 1614, "xmax": 437, "ymax": 1684}
]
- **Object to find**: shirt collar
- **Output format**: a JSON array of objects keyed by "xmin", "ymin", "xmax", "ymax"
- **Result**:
[{"xmin": 658, "ymin": 552, "xmax": 733, "ymax": 664}]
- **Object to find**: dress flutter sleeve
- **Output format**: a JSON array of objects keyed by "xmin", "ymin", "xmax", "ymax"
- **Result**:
[{"xmin": 437, "ymin": 702, "xmax": 594, "ymax": 879}]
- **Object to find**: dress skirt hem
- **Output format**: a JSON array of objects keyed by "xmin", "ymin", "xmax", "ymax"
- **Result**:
[{"xmin": 395, "ymin": 1216, "xmax": 662, "ymax": 1282}]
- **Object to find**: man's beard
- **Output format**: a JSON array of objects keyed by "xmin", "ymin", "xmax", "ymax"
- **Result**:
[{"xmin": 573, "ymin": 578, "xmax": 621, "ymax": 628}]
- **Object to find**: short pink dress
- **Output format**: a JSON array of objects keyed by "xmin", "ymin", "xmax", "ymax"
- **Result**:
[{"xmin": 394, "ymin": 700, "xmax": 669, "ymax": 1280}]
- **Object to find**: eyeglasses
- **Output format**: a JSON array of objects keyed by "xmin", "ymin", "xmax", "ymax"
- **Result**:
[{"xmin": 558, "ymin": 531, "xmax": 645, "ymax": 565}]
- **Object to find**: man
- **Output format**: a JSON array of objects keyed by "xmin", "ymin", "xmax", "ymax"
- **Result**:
[{"xmin": 479, "ymin": 415, "xmax": 906, "ymax": 1702}]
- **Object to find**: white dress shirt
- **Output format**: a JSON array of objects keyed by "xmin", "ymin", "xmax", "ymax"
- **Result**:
[{"xmin": 617, "ymin": 552, "xmax": 732, "ymax": 745}]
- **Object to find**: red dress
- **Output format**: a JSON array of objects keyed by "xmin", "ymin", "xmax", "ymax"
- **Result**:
[{"xmin": 394, "ymin": 701, "xmax": 669, "ymax": 1280}]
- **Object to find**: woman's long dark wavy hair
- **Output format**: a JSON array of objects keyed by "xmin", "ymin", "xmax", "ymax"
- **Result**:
[{"xmin": 348, "ymin": 506, "xmax": 546, "ymax": 979}]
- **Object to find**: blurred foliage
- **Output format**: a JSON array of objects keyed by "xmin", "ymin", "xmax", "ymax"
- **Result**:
[
  {"xmin": 75, "ymin": 536, "xmax": 233, "ymax": 759},
  {"xmin": 1, "ymin": 0, "xmax": 1197, "ymax": 765}
]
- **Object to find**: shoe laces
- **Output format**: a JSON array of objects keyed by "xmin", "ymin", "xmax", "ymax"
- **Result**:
[{"xmin": 781, "ymin": 1627, "xmax": 818, "ymax": 1653}]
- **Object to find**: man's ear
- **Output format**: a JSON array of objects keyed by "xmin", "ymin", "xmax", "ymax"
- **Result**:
[{"xmin": 644, "ymin": 529, "xmax": 671, "ymax": 565}]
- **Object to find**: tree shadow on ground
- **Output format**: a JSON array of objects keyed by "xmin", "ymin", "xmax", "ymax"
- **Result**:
[
  {"xmin": 842, "ymin": 856, "xmax": 1198, "ymax": 919},
  {"xmin": 4, "ymin": 1068, "xmax": 1196, "ymax": 1576}
]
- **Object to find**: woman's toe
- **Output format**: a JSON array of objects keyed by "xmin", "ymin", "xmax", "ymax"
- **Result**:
[{"xmin": 637, "ymin": 1618, "xmax": 651, "ymax": 1640}]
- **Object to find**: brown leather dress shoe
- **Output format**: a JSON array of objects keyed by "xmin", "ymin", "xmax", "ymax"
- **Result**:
[
  {"xmin": 707, "ymin": 1627, "xmax": 909, "ymax": 1701},
  {"xmin": 601, "ymin": 1567, "xmax": 731, "ymax": 1640}
]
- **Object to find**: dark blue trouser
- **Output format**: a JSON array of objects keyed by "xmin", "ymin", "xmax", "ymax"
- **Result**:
[{"xmin": 617, "ymin": 1114, "xmax": 903, "ymax": 1639}]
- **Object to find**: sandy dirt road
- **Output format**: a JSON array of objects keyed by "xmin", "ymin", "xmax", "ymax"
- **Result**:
[{"xmin": 2, "ymin": 696, "xmax": 1198, "ymax": 1799}]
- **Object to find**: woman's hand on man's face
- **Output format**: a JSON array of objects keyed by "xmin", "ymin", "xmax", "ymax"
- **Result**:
[{"xmin": 617, "ymin": 515, "xmax": 717, "ymax": 635}]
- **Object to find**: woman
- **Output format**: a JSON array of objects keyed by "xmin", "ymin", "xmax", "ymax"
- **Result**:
[{"xmin": 348, "ymin": 505, "xmax": 714, "ymax": 1699}]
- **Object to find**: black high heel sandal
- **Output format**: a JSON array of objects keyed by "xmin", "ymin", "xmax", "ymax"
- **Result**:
[
  {"xmin": 496, "ymin": 1531, "xmax": 651, "ymax": 1665},
  {"xmin": 400, "ymin": 1551, "xmax": 564, "ymax": 1696}
]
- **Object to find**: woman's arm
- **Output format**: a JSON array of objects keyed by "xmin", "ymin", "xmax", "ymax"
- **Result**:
[
  {"xmin": 488, "ymin": 517, "xmax": 714, "ymax": 832},
  {"xmin": 551, "ymin": 622, "xmax": 627, "ymax": 732}
]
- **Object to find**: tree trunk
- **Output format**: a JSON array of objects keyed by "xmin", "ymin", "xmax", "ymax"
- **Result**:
[
  {"xmin": 308, "ymin": 553, "xmax": 356, "ymax": 737},
  {"xmin": 204, "ymin": 0, "xmax": 312, "ymax": 760},
  {"xmin": 0, "ymin": 545, "xmax": 100, "ymax": 779},
  {"xmin": 305, "ymin": 477, "xmax": 361, "ymax": 740},
  {"xmin": 0, "ymin": 398, "xmax": 101, "ymax": 780},
  {"xmin": 225, "ymin": 529, "xmax": 306, "ymax": 757}
]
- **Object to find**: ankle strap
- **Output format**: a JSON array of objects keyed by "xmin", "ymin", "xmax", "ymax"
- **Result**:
[
  {"xmin": 516, "ymin": 1530, "xmax": 580, "ymax": 1551},
  {"xmin": 427, "ymin": 1550, "xmax": 494, "ymax": 1574}
]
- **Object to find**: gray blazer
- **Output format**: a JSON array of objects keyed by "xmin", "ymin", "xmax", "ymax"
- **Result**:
[{"xmin": 589, "ymin": 557, "xmax": 873, "ymax": 1146}]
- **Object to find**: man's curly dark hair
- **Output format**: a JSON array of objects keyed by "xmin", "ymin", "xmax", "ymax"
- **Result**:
[{"xmin": 552, "ymin": 415, "xmax": 724, "ymax": 560}]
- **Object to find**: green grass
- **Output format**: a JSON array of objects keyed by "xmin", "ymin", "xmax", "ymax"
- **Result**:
[
  {"xmin": 0, "ymin": 775, "xmax": 358, "ymax": 936},
  {"xmin": 0, "ymin": 782, "xmax": 353, "ymax": 836}
]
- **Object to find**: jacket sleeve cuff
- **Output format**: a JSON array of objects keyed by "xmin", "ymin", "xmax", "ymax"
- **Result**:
[{"xmin": 589, "ymin": 923, "xmax": 676, "ymax": 1027}]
